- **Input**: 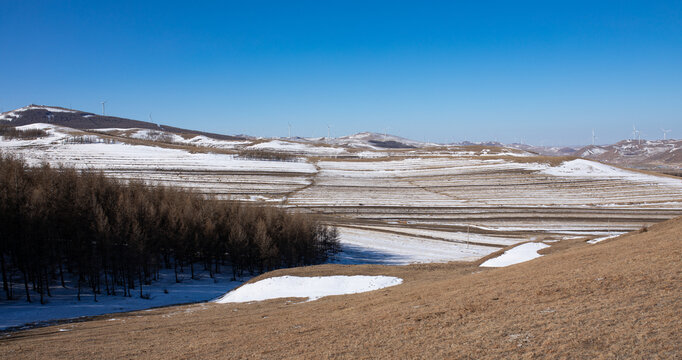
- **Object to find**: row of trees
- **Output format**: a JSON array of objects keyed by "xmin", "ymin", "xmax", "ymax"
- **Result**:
[
  {"xmin": 0, "ymin": 126, "xmax": 48, "ymax": 140},
  {"xmin": 0, "ymin": 154, "xmax": 340, "ymax": 303}
]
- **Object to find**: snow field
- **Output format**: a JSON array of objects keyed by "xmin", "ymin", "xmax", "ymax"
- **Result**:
[
  {"xmin": 248, "ymin": 140, "xmax": 348, "ymax": 156},
  {"xmin": 214, "ymin": 275, "xmax": 403, "ymax": 303},
  {"xmin": 540, "ymin": 159, "xmax": 682, "ymax": 189},
  {"xmin": 353, "ymin": 225, "xmax": 524, "ymax": 246},
  {"xmin": 333, "ymin": 227, "xmax": 498, "ymax": 265}
]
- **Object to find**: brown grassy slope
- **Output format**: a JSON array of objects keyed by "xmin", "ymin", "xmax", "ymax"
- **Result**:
[{"xmin": 2, "ymin": 219, "xmax": 680, "ymax": 359}]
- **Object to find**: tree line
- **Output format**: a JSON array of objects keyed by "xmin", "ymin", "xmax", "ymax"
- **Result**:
[
  {"xmin": 0, "ymin": 125, "xmax": 48, "ymax": 140},
  {"xmin": 0, "ymin": 154, "xmax": 340, "ymax": 303}
]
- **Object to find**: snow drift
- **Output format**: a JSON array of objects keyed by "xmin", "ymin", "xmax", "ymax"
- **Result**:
[{"xmin": 214, "ymin": 275, "xmax": 403, "ymax": 303}]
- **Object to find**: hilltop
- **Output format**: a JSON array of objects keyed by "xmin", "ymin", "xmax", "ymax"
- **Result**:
[{"xmin": 0, "ymin": 105, "xmax": 243, "ymax": 141}]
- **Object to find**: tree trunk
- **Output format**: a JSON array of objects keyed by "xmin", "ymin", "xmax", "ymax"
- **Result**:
[
  {"xmin": 58, "ymin": 261, "xmax": 66, "ymax": 288},
  {"xmin": 174, "ymin": 259, "xmax": 179, "ymax": 283},
  {"xmin": 104, "ymin": 269, "xmax": 110, "ymax": 295},
  {"xmin": 23, "ymin": 270, "xmax": 31, "ymax": 303},
  {"xmin": 38, "ymin": 271, "xmax": 45, "ymax": 305},
  {"xmin": 44, "ymin": 268, "xmax": 52, "ymax": 297},
  {"xmin": 1, "ymin": 254, "xmax": 10, "ymax": 300},
  {"xmin": 77, "ymin": 274, "xmax": 81, "ymax": 301}
]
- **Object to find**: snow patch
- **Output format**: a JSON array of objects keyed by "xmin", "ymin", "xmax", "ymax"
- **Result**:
[
  {"xmin": 586, "ymin": 234, "xmax": 621, "ymax": 244},
  {"xmin": 480, "ymin": 242, "xmax": 550, "ymax": 267},
  {"xmin": 214, "ymin": 275, "xmax": 402, "ymax": 303}
]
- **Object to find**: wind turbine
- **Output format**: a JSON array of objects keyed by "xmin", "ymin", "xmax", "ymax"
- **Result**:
[
  {"xmin": 288, "ymin": 123, "xmax": 291, "ymax": 139},
  {"xmin": 101, "ymin": 101, "xmax": 107, "ymax": 116},
  {"xmin": 632, "ymin": 124, "xmax": 641, "ymax": 144},
  {"xmin": 327, "ymin": 124, "xmax": 331, "ymax": 140},
  {"xmin": 591, "ymin": 129, "xmax": 597, "ymax": 146},
  {"xmin": 661, "ymin": 128, "xmax": 672, "ymax": 140}
]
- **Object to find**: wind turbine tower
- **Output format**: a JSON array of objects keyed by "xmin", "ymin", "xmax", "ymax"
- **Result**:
[
  {"xmin": 288, "ymin": 123, "xmax": 291, "ymax": 139},
  {"xmin": 591, "ymin": 129, "xmax": 596, "ymax": 146},
  {"xmin": 632, "ymin": 124, "xmax": 636, "ymax": 141},
  {"xmin": 101, "ymin": 101, "xmax": 107, "ymax": 116},
  {"xmin": 661, "ymin": 129, "xmax": 671, "ymax": 140},
  {"xmin": 632, "ymin": 124, "xmax": 641, "ymax": 144}
]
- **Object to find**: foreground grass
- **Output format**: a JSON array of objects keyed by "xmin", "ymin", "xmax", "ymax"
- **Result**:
[{"xmin": 1, "ymin": 218, "xmax": 680, "ymax": 359}]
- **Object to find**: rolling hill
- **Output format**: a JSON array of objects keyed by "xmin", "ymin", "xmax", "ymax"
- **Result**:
[{"xmin": 0, "ymin": 105, "xmax": 243, "ymax": 141}]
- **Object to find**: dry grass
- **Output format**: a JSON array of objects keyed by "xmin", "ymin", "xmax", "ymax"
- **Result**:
[
  {"xmin": 2, "ymin": 216, "xmax": 680, "ymax": 359},
  {"xmin": 482, "ymin": 155, "xmax": 577, "ymax": 166}
]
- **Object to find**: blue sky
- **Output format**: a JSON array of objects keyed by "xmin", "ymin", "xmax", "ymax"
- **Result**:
[{"xmin": 1, "ymin": 1, "xmax": 680, "ymax": 145}]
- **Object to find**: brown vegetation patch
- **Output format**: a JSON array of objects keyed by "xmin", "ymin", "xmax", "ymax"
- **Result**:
[
  {"xmin": 237, "ymin": 149, "xmax": 299, "ymax": 162},
  {"xmin": 0, "ymin": 126, "xmax": 48, "ymax": 140}
]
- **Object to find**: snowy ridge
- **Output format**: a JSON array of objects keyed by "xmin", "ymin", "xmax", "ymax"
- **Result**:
[{"xmin": 0, "ymin": 105, "xmax": 76, "ymax": 121}]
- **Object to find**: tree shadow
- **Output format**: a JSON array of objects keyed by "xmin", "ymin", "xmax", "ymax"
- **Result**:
[{"xmin": 330, "ymin": 244, "xmax": 409, "ymax": 265}]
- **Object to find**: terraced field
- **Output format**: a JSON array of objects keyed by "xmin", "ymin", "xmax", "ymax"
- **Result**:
[{"xmin": 3, "ymin": 124, "xmax": 682, "ymax": 264}]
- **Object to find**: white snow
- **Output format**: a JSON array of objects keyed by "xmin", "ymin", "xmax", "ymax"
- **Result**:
[
  {"xmin": 249, "ymin": 139, "xmax": 347, "ymax": 156},
  {"xmin": 358, "ymin": 225, "xmax": 524, "ymax": 246},
  {"xmin": 214, "ymin": 275, "xmax": 402, "ymax": 303},
  {"xmin": 128, "ymin": 129, "xmax": 186, "ymax": 143},
  {"xmin": 0, "ymin": 105, "xmax": 76, "ymax": 121},
  {"xmin": 17, "ymin": 105, "xmax": 76, "ymax": 113},
  {"xmin": 586, "ymin": 234, "xmax": 621, "ymax": 244},
  {"xmin": 1, "ymin": 140, "xmax": 317, "ymax": 173},
  {"xmin": 540, "ymin": 159, "xmax": 682, "ymax": 188},
  {"xmin": 479, "ymin": 242, "xmax": 550, "ymax": 267},
  {"xmin": 334, "ymin": 227, "xmax": 498, "ymax": 265}
]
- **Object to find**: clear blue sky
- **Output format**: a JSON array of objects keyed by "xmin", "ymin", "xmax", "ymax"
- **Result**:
[{"xmin": 1, "ymin": 1, "xmax": 680, "ymax": 145}]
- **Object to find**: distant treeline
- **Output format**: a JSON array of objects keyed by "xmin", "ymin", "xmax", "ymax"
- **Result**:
[
  {"xmin": 0, "ymin": 125, "xmax": 48, "ymax": 140},
  {"xmin": 0, "ymin": 154, "xmax": 339, "ymax": 303},
  {"xmin": 238, "ymin": 149, "xmax": 298, "ymax": 162}
]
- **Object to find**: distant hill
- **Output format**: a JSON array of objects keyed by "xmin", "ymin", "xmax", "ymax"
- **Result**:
[
  {"xmin": 328, "ymin": 132, "xmax": 431, "ymax": 149},
  {"xmin": 506, "ymin": 143, "xmax": 581, "ymax": 157},
  {"xmin": 506, "ymin": 140, "xmax": 682, "ymax": 173},
  {"xmin": 573, "ymin": 139, "xmax": 682, "ymax": 173},
  {"xmin": 0, "ymin": 105, "xmax": 244, "ymax": 141}
]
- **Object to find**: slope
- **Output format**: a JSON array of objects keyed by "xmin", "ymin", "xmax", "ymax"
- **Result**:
[
  {"xmin": 1, "ymin": 216, "xmax": 679, "ymax": 359},
  {"xmin": 0, "ymin": 105, "xmax": 243, "ymax": 140}
]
